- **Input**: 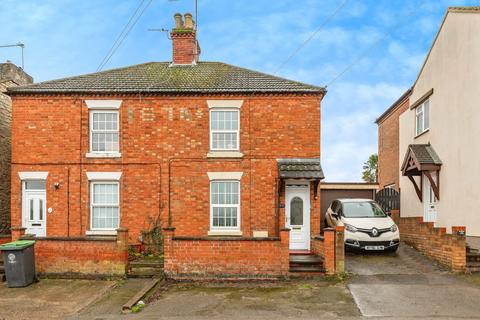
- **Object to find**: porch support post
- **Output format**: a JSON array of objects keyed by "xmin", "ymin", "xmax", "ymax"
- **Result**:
[
  {"xmin": 424, "ymin": 171, "xmax": 440, "ymax": 200},
  {"xmin": 313, "ymin": 179, "xmax": 320, "ymax": 200},
  {"xmin": 407, "ymin": 175, "xmax": 422, "ymax": 201}
]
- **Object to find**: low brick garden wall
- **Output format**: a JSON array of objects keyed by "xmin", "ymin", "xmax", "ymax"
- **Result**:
[
  {"xmin": 0, "ymin": 234, "xmax": 11, "ymax": 245},
  {"xmin": 12, "ymin": 227, "xmax": 129, "ymax": 278},
  {"xmin": 311, "ymin": 226, "xmax": 345, "ymax": 274},
  {"xmin": 163, "ymin": 228, "xmax": 290, "ymax": 278},
  {"xmin": 391, "ymin": 210, "xmax": 466, "ymax": 272}
]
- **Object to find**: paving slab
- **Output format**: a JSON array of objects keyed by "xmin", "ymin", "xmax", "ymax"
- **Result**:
[
  {"xmin": 0, "ymin": 279, "xmax": 114, "ymax": 320},
  {"xmin": 128, "ymin": 279, "xmax": 360, "ymax": 320},
  {"xmin": 69, "ymin": 278, "xmax": 153, "ymax": 319}
]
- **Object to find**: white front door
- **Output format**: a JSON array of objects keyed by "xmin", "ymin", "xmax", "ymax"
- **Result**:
[
  {"xmin": 423, "ymin": 173, "xmax": 437, "ymax": 222},
  {"xmin": 22, "ymin": 181, "xmax": 47, "ymax": 237},
  {"xmin": 285, "ymin": 184, "xmax": 310, "ymax": 250}
]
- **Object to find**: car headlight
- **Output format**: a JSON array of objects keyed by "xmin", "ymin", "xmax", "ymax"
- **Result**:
[
  {"xmin": 390, "ymin": 224, "xmax": 398, "ymax": 232},
  {"xmin": 345, "ymin": 224, "xmax": 358, "ymax": 233}
]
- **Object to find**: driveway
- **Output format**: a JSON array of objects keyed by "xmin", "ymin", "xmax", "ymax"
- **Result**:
[{"xmin": 346, "ymin": 244, "xmax": 480, "ymax": 319}]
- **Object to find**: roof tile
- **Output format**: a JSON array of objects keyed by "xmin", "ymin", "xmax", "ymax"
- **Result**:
[{"xmin": 8, "ymin": 62, "xmax": 325, "ymax": 94}]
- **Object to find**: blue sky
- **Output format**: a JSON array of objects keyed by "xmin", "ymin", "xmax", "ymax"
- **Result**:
[{"xmin": 1, "ymin": 0, "xmax": 476, "ymax": 181}]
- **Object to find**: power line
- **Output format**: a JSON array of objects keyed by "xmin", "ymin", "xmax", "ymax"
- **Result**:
[
  {"xmin": 97, "ymin": 0, "xmax": 153, "ymax": 71},
  {"xmin": 274, "ymin": 0, "xmax": 349, "ymax": 75},
  {"xmin": 326, "ymin": 4, "xmax": 425, "ymax": 88},
  {"xmin": 97, "ymin": 0, "xmax": 146, "ymax": 71}
]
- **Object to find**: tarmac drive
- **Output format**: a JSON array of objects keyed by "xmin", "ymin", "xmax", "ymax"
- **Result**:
[{"xmin": 346, "ymin": 244, "xmax": 480, "ymax": 319}]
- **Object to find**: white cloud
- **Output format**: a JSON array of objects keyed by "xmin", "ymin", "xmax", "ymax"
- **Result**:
[{"xmin": 321, "ymin": 81, "xmax": 408, "ymax": 181}]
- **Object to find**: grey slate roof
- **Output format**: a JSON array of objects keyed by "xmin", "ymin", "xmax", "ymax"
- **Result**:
[
  {"xmin": 8, "ymin": 62, "xmax": 325, "ymax": 94},
  {"xmin": 277, "ymin": 158, "xmax": 324, "ymax": 179},
  {"xmin": 408, "ymin": 144, "xmax": 442, "ymax": 165}
]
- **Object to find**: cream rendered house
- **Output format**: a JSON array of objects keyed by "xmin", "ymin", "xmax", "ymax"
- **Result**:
[{"xmin": 399, "ymin": 7, "xmax": 480, "ymax": 248}]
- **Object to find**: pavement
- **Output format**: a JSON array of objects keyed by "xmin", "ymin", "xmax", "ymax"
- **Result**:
[
  {"xmin": 68, "ymin": 278, "xmax": 153, "ymax": 320},
  {"xmin": 3, "ymin": 244, "xmax": 480, "ymax": 319},
  {"xmin": 346, "ymin": 244, "xmax": 480, "ymax": 319},
  {"xmin": 0, "ymin": 279, "xmax": 115, "ymax": 320},
  {"xmin": 125, "ymin": 278, "xmax": 360, "ymax": 320}
]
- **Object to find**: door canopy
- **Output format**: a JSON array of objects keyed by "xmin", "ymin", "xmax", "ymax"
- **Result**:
[
  {"xmin": 401, "ymin": 144, "xmax": 442, "ymax": 201},
  {"xmin": 277, "ymin": 158, "xmax": 324, "ymax": 199}
]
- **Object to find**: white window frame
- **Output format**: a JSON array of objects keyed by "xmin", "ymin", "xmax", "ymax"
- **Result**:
[
  {"xmin": 89, "ymin": 109, "xmax": 120, "ymax": 155},
  {"xmin": 209, "ymin": 108, "xmax": 240, "ymax": 151},
  {"xmin": 209, "ymin": 180, "xmax": 241, "ymax": 232},
  {"xmin": 89, "ymin": 181, "xmax": 120, "ymax": 232},
  {"xmin": 415, "ymin": 99, "xmax": 429, "ymax": 136}
]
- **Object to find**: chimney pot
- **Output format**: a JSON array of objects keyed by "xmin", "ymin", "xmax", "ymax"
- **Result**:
[
  {"xmin": 174, "ymin": 13, "xmax": 184, "ymax": 29},
  {"xmin": 184, "ymin": 13, "xmax": 194, "ymax": 29}
]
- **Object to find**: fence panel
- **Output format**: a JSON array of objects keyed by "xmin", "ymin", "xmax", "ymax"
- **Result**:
[{"xmin": 375, "ymin": 188, "xmax": 400, "ymax": 213}]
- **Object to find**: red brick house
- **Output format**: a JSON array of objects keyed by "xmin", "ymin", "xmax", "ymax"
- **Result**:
[
  {"xmin": 375, "ymin": 88, "xmax": 411, "ymax": 190},
  {"xmin": 7, "ymin": 14, "xmax": 343, "ymax": 278}
]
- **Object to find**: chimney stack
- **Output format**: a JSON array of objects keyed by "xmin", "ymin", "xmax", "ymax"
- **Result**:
[{"xmin": 170, "ymin": 13, "xmax": 200, "ymax": 65}]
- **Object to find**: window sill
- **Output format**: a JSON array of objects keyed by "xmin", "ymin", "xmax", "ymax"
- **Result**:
[
  {"xmin": 86, "ymin": 152, "xmax": 122, "ymax": 158},
  {"xmin": 208, "ymin": 230, "xmax": 243, "ymax": 236},
  {"xmin": 414, "ymin": 129, "xmax": 429, "ymax": 139},
  {"xmin": 86, "ymin": 230, "xmax": 117, "ymax": 236},
  {"xmin": 207, "ymin": 151, "xmax": 244, "ymax": 158}
]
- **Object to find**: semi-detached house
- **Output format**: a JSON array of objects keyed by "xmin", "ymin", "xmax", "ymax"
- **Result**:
[
  {"xmin": 7, "ymin": 13, "xmax": 344, "ymax": 277},
  {"xmin": 377, "ymin": 7, "xmax": 480, "ymax": 272}
]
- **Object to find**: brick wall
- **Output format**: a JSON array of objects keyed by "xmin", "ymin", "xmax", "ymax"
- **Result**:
[
  {"xmin": 0, "ymin": 84, "xmax": 11, "ymax": 232},
  {"xmin": 10, "ymin": 95, "xmax": 320, "ymax": 243},
  {"xmin": 14, "ymin": 228, "xmax": 128, "ymax": 277},
  {"xmin": 377, "ymin": 95, "xmax": 409, "ymax": 190},
  {"xmin": 171, "ymin": 32, "xmax": 198, "ymax": 64},
  {"xmin": 0, "ymin": 63, "xmax": 32, "ymax": 233},
  {"xmin": 391, "ymin": 210, "xmax": 466, "ymax": 272},
  {"xmin": 163, "ymin": 228, "xmax": 290, "ymax": 278},
  {"xmin": 311, "ymin": 226, "xmax": 344, "ymax": 274}
]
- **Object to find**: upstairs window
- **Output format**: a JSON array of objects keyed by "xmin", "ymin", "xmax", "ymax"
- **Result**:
[
  {"xmin": 210, "ymin": 109, "xmax": 239, "ymax": 150},
  {"xmin": 415, "ymin": 99, "xmax": 429, "ymax": 136},
  {"xmin": 90, "ymin": 110, "xmax": 119, "ymax": 153}
]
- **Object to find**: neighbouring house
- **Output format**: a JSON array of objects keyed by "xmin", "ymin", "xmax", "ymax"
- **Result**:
[
  {"xmin": 7, "ymin": 13, "xmax": 345, "ymax": 278},
  {"xmin": 376, "ymin": 88, "xmax": 411, "ymax": 191},
  {"xmin": 0, "ymin": 61, "xmax": 32, "ymax": 233},
  {"xmin": 377, "ymin": 7, "xmax": 480, "ymax": 272}
]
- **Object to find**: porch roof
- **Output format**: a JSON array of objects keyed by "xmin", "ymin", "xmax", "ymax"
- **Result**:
[
  {"xmin": 277, "ymin": 158, "xmax": 324, "ymax": 179},
  {"xmin": 401, "ymin": 144, "xmax": 442, "ymax": 201},
  {"xmin": 401, "ymin": 144, "xmax": 442, "ymax": 175}
]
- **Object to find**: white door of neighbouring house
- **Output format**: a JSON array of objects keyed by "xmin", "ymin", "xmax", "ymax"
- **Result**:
[
  {"xmin": 423, "ymin": 173, "xmax": 437, "ymax": 223},
  {"xmin": 22, "ymin": 181, "xmax": 47, "ymax": 237},
  {"xmin": 285, "ymin": 184, "xmax": 310, "ymax": 250}
]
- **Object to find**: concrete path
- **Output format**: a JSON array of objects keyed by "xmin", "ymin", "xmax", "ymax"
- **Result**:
[
  {"xmin": 346, "ymin": 244, "xmax": 480, "ymax": 319},
  {"xmin": 69, "ymin": 278, "xmax": 154, "ymax": 320},
  {"xmin": 126, "ymin": 279, "xmax": 360, "ymax": 320},
  {"xmin": 0, "ymin": 279, "xmax": 114, "ymax": 320}
]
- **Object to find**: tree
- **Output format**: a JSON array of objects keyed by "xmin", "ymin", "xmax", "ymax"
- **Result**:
[{"xmin": 362, "ymin": 154, "xmax": 378, "ymax": 183}]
